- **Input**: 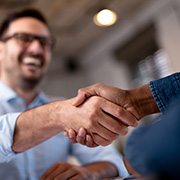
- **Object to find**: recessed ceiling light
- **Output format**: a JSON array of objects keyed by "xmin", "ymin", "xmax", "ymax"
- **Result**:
[{"xmin": 94, "ymin": 9, "xmax": 117, "ymax": 26}]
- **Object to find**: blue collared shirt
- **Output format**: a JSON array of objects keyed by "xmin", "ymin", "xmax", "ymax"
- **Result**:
[{"xmin": 0, "ymin": 80, "xmax": 128, "ymax": 179}]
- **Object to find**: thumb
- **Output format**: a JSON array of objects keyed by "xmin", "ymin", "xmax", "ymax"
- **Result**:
[
  {"xmin": 72, "ymin": 84, "xmax": 100, "ymax": 106},
  {"xmin": 72, "ymin": 91, "xmax": 87, "ymax": 106}
]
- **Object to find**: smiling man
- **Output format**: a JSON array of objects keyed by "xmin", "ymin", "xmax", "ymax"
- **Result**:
[
  {"xmin": 0, "ymin": 13, "xmax": 52, "ymax": 105},
  {"xmin": 0, "ymin": 9, "xmax": 131, "ymax": 180}
]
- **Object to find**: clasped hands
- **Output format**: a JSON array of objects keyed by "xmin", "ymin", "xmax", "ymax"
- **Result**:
[{"xmin": 64, "ymin": 83, "xmax": 141, "ymax": 147}]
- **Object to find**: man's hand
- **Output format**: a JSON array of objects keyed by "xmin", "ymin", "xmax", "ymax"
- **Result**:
[
  {"xmin": 73, "ymin": 83, "xmax": 140, "ymax": 120},
  {"xmin": 61, "ymin": 96, "xmax": 138, "ymax": 146},
  {"xmin": 73, "ymin": 83, "xmax": 159, "ymax": 120},
  {"xmin": 40, "ymin": 161, "xmax": 94, "ymax": 180},
  {"xmin": 40, "ymin": 161, "xmax": 119, "ymax": 180},
  {"xmin": 64, "ymin": 83, "xmax": 160, "ymax": 146},
  {"xmin": 64, "ymin": 128, "xmax": 97, "ymax": 147},
  {"xmin": 12, "ymin": 95, "xmax": 138, "ymax": 152},
  {"xmin": 123, "ymin": 156, "xmax": 141, "ymax": 178}
]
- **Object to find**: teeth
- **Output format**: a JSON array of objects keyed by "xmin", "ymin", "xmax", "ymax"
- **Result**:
[{"xmin": 22, "ymin": 57, "xmax": 41, "ymax": 66}]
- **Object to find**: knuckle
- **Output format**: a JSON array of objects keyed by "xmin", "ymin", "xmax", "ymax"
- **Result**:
[
  {"xmin": 129, "ymin": 119, "xmax": 137, "ymax": 126},
  {"xmin": 113, "ymin": 125, "xmax": 123, "ymax": 133},
  {"xmin": 90, "ymin": 96, "xmax": 101, "ymax": 103},
  {"xmin": 109, "ymin": 133, "xmax": 119, "ymax": 141},
  {"xmin": 95, "ymin": 137, "xmax": 108, "ymax": 146},
  {"xmin": 95, "ymin": 83, "xmax": 102, "ymax": 87},
  {"xmin": 120, "ymin": 127, "xmax": 129, "ymax": 136},
  {"xmin": 88, "ymin": 109, "xmax": 98, "ymax": 120},
  {"xmin": 112, "ymin": 125, "xmax": 128, "ymax": 136},
  {"xmin": 62, "ymin": 161, "xmax": 70, "ymax": 168},
  {"xmin": 85, "ymin": 119, "xmax": 94, "ymax": 130},
  {"xmin": 128, "ymin": 121, "xmax": 135, "ymax": 127},
  {"xmin": 101, "ymin": 140, "xmax": 111, "ymax": 147},
  {"xmin": 115, "ymin": 107, "xmax": 124, "ymax": 117},
  {"xmin": 104, "ymin": 132, "xmax": 118, "ymax": 141},
  {"xmin": 78, "ymin": 88, "xmax": 84, "ymax": 94}
]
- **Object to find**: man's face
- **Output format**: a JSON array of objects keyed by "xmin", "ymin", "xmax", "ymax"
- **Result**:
[{"xmin": 0, "ymin": 17, "xmax": 52, "ymax": 87}]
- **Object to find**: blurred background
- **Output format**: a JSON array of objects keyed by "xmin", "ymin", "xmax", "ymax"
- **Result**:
[{"xmin": 1, "ymin": 0, "xmax": 180, "ymax": 152}]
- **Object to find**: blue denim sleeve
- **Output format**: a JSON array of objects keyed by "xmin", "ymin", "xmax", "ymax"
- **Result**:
[{"xmin": 149, "ymin": 73, "xmax": 180, "ymax": 113}]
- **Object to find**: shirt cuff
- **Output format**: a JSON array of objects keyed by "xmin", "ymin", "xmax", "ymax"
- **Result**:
[
  {"xmin": 0, "ymin": 112, "xmax": 21, "ymax": 163},
  {"xmin": 149, "ymin": 73, "xmax": 180, "ymax": 113}
]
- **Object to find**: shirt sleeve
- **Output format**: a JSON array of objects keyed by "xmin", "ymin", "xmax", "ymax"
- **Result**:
[
  {"xmin": 71, "ymin": 143, "xmax": 129, "ymax": 178},
  {"xmin": 149, "ymin": 73, "xmax": 180, "ymax": 113},
  {"xmin": 0, "ymin": 113, "xmax": 20, "ymax": 163}
]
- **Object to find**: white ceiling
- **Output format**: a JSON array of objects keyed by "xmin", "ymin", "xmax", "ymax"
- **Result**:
[{"xmin": 0, "ymin": 0, "xmax": 151, "ymax": 59}]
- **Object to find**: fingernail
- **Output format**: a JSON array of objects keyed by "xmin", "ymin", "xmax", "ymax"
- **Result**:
[
  {"xmin": 69, "ymin": 130, "xmax": 75, "ymax": 139},
  {"xmin": 133, "ymin": 121, "xmax": 139, "ymax": 127},
  {"xmin": 86, "ymin": 135, "xmax": 90, "ymax": 142},
  {"xmin": 69, "ymin": 133, "xmax": 73, "ymax": 138},
  {"xmin": 78, "ymin": 128, "xmax": 85, "ymax": 137}
]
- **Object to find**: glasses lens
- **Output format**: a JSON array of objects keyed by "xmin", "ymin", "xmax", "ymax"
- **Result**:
[
  {"xmin": 39, "ymin": 37, "xmax": 54, "ymax": 50},
  {"xmin": 15, "ymin": 34, "xmax": 33, "ymax": 44}
]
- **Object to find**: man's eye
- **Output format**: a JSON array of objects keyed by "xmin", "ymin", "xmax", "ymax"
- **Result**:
[
  {"xmin": 40, "ymin": 39, "xmax": 48, "ymax": 45},
  {"xmin": 17, "ymin": 36, "xmax": 31, "ymax": 42}
]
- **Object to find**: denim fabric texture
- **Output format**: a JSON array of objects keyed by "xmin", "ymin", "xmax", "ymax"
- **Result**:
[{"xmin": 149, "ymin": 73, "xmax": 180, "ymax": 113}]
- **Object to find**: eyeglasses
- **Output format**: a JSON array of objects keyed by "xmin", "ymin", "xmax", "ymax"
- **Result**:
[{"xmin": 1, "ymin": 33, "xmax": 55, "ymax": 50}]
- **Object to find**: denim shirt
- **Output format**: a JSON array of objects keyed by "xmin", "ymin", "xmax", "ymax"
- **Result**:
[
  {"xmin": 125, "ymin": 73, "xmax": 180, "ymax": 177},
  {"xmin": 149, "ymin": 73, "xmax": 180, "ymax": 113},
  {"xmin": 0, "ymin": 80, "xmax": 128, "ymax": 179}
]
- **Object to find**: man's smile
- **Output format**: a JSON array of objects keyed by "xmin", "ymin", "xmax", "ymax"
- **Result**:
[{"xmin": 22, "ymin": 57, "xmax": 42, "ymax": 67}]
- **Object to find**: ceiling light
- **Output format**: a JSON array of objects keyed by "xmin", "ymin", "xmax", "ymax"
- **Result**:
[{"xmin": 94, "ymin": 9, "xmax": 117, "ymax": 26}]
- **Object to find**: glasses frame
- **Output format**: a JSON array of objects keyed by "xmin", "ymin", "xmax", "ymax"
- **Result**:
[{"xmin": 1, "ymin": 32, "xmax": 55, "ymax": 50}]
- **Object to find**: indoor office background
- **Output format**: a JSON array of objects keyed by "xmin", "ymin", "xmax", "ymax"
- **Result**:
[{"xmin": 1, "ymin": 0, "xmax": 180, "ymax": 152}]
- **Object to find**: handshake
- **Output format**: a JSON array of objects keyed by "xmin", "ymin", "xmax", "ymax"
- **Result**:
[
  {"xmin": 12, "ymin": 82, "xmax": 159, "ymax": 153},
  {"xmin": 63, "ymin": 83, "xmax": 159, "ymax": 147}
]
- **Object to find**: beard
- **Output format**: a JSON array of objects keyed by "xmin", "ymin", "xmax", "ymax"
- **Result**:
[
  {"xmin": 20, "ymin": 75, "xmax": 43, "ymax": 91},
  {"xmin": 17, "ymin": 52, "xmax": 46, "ymax": 90}
]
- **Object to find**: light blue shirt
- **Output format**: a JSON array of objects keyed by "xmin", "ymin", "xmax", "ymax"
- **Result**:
[{"xmin": 0, "ymin": 80, "xmax": 128, "ymax": 179}]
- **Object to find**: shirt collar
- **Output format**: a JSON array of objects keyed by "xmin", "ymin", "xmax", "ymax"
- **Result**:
[
  {"xmin": 0, "ymin": 80, "xmax": 50, "ymax": 106},
  {"xmin": 0, "ymin": 80, "xmax": 18, "ymax": 101},
  {"xmin": 28, "ymin": 91, "xmax": 50, "ymax": 109}
]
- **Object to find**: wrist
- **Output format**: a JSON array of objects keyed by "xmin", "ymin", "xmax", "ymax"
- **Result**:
[
  {"xmin": 127, "ymin": 84, "xmax": 160, "ymax": 120},
  {"xmin": 50, "ymin": 98, "xmax": 77, "ymax": 131}
]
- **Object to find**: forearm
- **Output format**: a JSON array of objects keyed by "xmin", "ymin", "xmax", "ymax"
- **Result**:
[
  {"xmin": 83, "ymin": 161, "xmax": 119, "ymax": 179},
  {"xmin": 12, "ymin": 95, "xmax": 132, "ymax": 152},
  {"xmin": 12, "ymin": 101, "xmax": 66, "ymax": 153}
]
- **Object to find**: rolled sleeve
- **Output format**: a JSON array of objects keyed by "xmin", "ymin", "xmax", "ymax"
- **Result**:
[
  {"xmin": 149, "ymin": 73, "xmax": 180, "ymax": 113},
  {"xmin": 0, "ymin": 113, "xmax": 20, "ymax": 163}
]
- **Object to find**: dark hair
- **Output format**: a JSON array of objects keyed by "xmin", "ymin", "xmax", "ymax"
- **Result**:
[{"xmin": 0, "ymin": 8, "xmax": 49, "ymax": 38}]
